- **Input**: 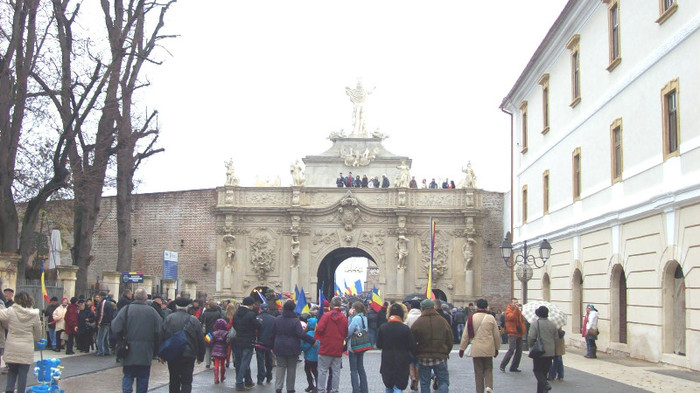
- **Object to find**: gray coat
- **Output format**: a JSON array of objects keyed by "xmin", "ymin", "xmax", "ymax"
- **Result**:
[
  {"xmin": 527, "ymin": 318, "xmax": 558, "ymax": 357},
  {"xmin": 162, "ymin": 309, "xmax": 206, "ymax": 361},
  {"xmin": 111, "ymin": 301, "xmax": 162, "ymax": 366}
]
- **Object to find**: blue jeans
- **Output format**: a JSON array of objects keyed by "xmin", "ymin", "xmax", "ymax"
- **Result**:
[
  {"xmin": 348, "ymin": 351, "xmax": 368, "ymax": 393},
  {"xmin": 585, "ymin": 335, "xmax": 597, "ymax": 356},
  {"xmin": 48, "ymin": 328, "xmax": 57, "ymax": 349},
  {"xmin": 548, "ymin": 355, "xmax": 564, "ymax": 379},
  {"xmin": 97, "ymin": 325, "xmax": 111, "ymax": 355},
  {"xmin": 233, "ymin": 345, "xmax": 254, "ymax": 387},
  {"xmin": 419, "ymin": 361, "xmax": 449, "ymax": 393},
  {"xmin": 385, "ymin": 386, "xmax": 402, "ymax": 393},
  {"xmin": 256, "ymin": 347, "xmax": 273, "ymax": 383},
  {"xmin": 122, "ymin": 365, "xmax": 151, "ymax": 393}
]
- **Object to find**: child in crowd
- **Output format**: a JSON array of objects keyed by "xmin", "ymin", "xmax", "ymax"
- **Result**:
[
  {"xmin": 548, "ymin": 328, "xmax": 566, "ymax": 381},
  {"xmin": 210, "ymin": 318, "xmax": 229, "ymax": 384},
  {"xmin": 301, "ymin": 317, "xmax": 320, "ymax": 393}
]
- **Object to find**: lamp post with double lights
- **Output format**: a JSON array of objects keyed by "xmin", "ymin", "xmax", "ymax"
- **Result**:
[{"xmin": 500, "ymin": 237, "xmax": 552, "ymax": 305}]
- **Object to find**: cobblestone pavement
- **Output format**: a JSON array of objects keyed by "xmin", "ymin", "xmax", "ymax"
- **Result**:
[{"xmin": 2, "ymin": 345, "xmax": 698, "ymax": 392}]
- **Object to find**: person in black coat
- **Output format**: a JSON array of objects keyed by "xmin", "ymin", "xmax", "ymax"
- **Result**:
[
  {"xmin": 76, "ymin": 300, "xmax": 95, "ymax": 353},
  {"xmin": 199, "ymin": 300, "xmax": 223, "ymax": 368},
  {"xmin": 377, "ymin": 303, "xmax": 416, "ymax": 392},
  {"xmin": 232, "ymin": 297, "xmax": 262, "ymax": 390},
  {"xmin": 255, "ymin": 304, "xmax": 275, "ymax": 384}
]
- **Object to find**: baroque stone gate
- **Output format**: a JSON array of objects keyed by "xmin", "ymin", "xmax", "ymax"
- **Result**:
[{"xmin": 214, "ymin": 185, "xmax": 506, "ymax": 304}]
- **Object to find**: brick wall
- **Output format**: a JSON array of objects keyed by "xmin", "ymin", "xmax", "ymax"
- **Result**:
[
  {"xmin": 480, "ymin": 191, "xmax": 510, "ymax": 311},
  {"xmin": 90, "ymin": 189, "xmax": 218, "ymax": 297}
]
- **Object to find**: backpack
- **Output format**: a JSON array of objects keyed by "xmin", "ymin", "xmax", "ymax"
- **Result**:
[{"xmin": 159, "ymin": 318, "xmax": 192, "ymax": 361}]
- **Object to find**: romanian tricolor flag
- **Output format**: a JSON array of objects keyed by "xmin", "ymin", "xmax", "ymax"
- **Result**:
[
  {"xmin": 293, "ymin": 284, "xmax": 300, "ymax": 301},
  {"xmin": 346, "ymin": 280, "xmax": 356, "ymax": 296},
  {"xmin": 295, "ymin": 288, "xmax": 310, "ymax": 314},
  {"xmin": 354, "ymin": 279, "xmax": 363, "ymax": 295},
  {"xmin": 334, "ymin": 283, "xmax": 342, "ymax": 297},
  {"xmin": 369, "ymin": 286, "xmax": 383, "ymax": 312},
  {"xmin": 204, "ymin": 333, "xmax": 212, "ymax": 344},
  {"xmin": 426, "ymin": 217, "xmax": 436, "ymax": 300},
  {"xmin": 275, "ymin": 293, "xmax": 283, "ymax": 310},
  {"xmin": 41, "ymin": 262, "xmax": 50, "ymax": 303},
  {"xmin": 318, "ymin": 284, "xmax": 327, "ymax": 320}
]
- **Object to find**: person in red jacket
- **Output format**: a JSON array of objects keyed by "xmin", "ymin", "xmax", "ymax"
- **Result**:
[
  {"xmin": 499, "ymin": 297, "xmax": 526, "ymax": 372},
  {"xmin": 314, "ymin": 296, "xmax": 348, "ymax": 393},
  {"xmin": 64, "ymin": 297, "xmax": 80, "ymax": 355}
]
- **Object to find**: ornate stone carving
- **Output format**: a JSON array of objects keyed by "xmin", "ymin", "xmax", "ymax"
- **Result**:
[
  {"xmin": 246, "ymin": 192, "xmax": 287, "ymax": 205},
  {"xmin": 345, "ymin": 80, "xmax": 374, "ymax": 137},
  {"xmin": 328, "ymin": 129, "xmax": 347, "ymax": 141},
  {"xmin": 225, "ymin": 159, "xmax": 240, "ymax": 186},
  {"xmin": 394, "ymin": 160, "xmax": 411, "ymax": 188},
  {"xmin": 290, "ymin": 235, "xmax": 300, "ymax": 268},
  {"xmin": 420, "ymin": 236, "xmax": 449, "ymax": 280},
  {"xmin": 340, "ymin": 146, "xmax": 380, "ymax": 167},
  {"xmin": 249, "ymin": 232, "xmax": 276, "ymax": 281},
  {"xmin": 223, "ymin": 231, "xmax": 236, "ymax": 269},
  {"xmin": 268, "ymin": 280, "xmax": 283, "ymax": 291},
  {"xmin": 371, "ymin": 129, "xmax": 388, "ymax": 140},
  {"xmin": 337, "ymin": 193, "xmax": 361, "ymax": 231},
  {"xmin": 312, "ymin": 230, "xmax": 337, "ymax": 247},
  {"xmin": 395, "ymin": 235, "xmax": 409, "ymax": 269},
  {"xmin": 463, "ymin": 236, "xmax": 476, "ymax": 271},
  {"xmin": 460, "ymin": 161, "xmax": 477, "ymax": 189},
  {"xmin": 290, "ymin": 160, "xmax": 305, "ymax": 187},
  {"xmin": 415, "ymin": 194, "xmax": 452, "ymax": 207},
  {"xmin": 224, "ymin": 190, "xmax": 234, "ymax": 204}
]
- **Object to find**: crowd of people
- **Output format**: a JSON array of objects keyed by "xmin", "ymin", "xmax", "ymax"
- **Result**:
[
  {"xmin": 334, "ymin": 173, "xmax": 461, "ymax": 190},
  {"xmin": 0, "ymin": 287, "xmax": 600, "ymax": 393}
]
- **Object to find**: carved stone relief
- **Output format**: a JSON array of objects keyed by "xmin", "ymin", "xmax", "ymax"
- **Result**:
[
  {"xmin": 419, "ymin": 234, "xmax": 450, "ymax": 280},
  {"xmin": 245, "ymin": 192, "xmax": 288, "ymax": 205},
  {"xmin": 249, "ymin": 231, "xmax": 277, "ymax": 281}
]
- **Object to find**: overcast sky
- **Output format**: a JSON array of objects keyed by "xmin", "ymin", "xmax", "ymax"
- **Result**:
[{"xmin": 112, "ymin": 0, "xmax": 568, "ymax": 194}]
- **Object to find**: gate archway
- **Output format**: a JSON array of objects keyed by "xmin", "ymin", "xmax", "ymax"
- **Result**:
[{"xmin": 317, "ymin": 247, "xmax": 376, "ymax": 302}]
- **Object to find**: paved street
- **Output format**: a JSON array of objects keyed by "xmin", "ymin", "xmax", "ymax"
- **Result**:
[{"xmin": 2, "ymin": 346, "xmax": 698, "ymax": 392}]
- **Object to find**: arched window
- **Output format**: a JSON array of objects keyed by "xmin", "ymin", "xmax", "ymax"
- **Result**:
[
  {"xmin": 542, "ymin": 273, "xmax": 551, "ymax": 302},
  {"xmin": 610, "ymin": 265, "xmax": 627, "ymax": 343},
  {"xmin": 572, "ymin": 269, "xmax": 583, "ymax": 335},
  {"xmin": 663, "ymin": 262, "xmax": 686, "ymax": 355}
]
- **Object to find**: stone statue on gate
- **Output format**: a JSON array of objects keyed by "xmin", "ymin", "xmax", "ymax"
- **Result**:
[
  {"xmin": 290, "ymin": 160, "xmax": 306, "ymax": 187},
  {"xmin": 345, "ymin": 81, "xmax": 374, "ymax": 137},
  {"xmin": 225, "ymin": 159, "xmax": 240, "ymax": 186},
  {"xmin": 460, "ymin": 161, "xmax": 477, "ymax": 189}
]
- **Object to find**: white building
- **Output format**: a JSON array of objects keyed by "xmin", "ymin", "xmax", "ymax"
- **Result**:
[{"xmin": 500, "ymin": 1, "xmax": 700, "ymax": 370}]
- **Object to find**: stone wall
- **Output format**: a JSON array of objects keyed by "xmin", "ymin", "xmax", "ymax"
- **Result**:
[{"xmin": 479, "ymin": 191, "xmax": 509, "ymax": 311}]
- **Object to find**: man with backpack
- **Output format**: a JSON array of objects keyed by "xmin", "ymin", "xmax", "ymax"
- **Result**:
[{"xmin": 160, "ymin": 298, "xmax": 205, "ymax": 393}]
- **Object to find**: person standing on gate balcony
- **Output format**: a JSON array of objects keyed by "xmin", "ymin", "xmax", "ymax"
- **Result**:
[
  {"xmin": 583, "ymin": 304, "xmax": 599, "ymax": 359},
  {"xmin": 500, "ymin": 297, "xmax": 526, "ymax": 373},
  {"xmin": 336, "ymin": 173, "xmax": 345, "ymax": 187}
]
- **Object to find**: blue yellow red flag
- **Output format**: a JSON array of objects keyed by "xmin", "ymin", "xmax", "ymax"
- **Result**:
[{"xmin": 426, "ymin": 217, "xmax": 436, "ymax": 299}]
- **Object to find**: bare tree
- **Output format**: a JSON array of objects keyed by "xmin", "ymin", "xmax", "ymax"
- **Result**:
[
  {"xmin": 0, "ymin": 0, "xmax": 41, "ymax": 255},
  {"xmin": 114, "ymin": 0, "xmax": 172, "ymax": 276}
]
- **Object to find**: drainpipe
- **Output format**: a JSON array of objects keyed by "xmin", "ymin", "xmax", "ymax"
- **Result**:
[{"xmin": 501, "ymin": 104, "xmax": 514, "ymax": 300}]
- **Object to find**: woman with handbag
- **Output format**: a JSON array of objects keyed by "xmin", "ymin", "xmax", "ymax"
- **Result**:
[
  {"xmin": 0, "ymin": 291, "xmax": 42, "ymax": 393},
  {"xmin": 346, "ymin": 302, "xmax": 370, "ymax": 393},
  {"xmin": 582, "ymin": 304, "xmax": 599, "ymax": 359},
  {"xmin": 458, "ymin": 298, "xmax": 500, "ymax": 393},
  {"xmin": 527, "ymin": 306, "xmax": 558, "ymax": 393}
]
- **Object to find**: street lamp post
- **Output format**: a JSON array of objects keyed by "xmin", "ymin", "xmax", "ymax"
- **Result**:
[{"xmin": 500, "ymin": 237, "xmax": 552, "ymax": 305}]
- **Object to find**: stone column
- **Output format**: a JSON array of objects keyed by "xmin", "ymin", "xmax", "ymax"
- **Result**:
[
  {"xmin": 182, "ymin": 280, "xmax": 197, "ymax": 299},
  {"xmin": 102, "ymin": 272, "xmax": 121, "ymax": 298},
  {"xmin": 162, "ymin": 279, "xmax": 177, "ymax": 300},
  {"xmin": 290, "ymin": 267, "xmax": 299, "ymax": 295},
  {"xmin": 464, "ymin": 270, "xmax": 474, "ymax": 297},
  {"xmin": 396, "ymin": 268, "xmax": 405, "ymax": 298},
  {"xmin": 56, "ymin": 265, "xmax": 79, "ymax": 299},
  {"xmin": 142, "ymin": 275, "xmax": 155, "ymax": 295},
  {"xmin": 0, "ymin": 253, "xmax": 19, "ymax": 292}
]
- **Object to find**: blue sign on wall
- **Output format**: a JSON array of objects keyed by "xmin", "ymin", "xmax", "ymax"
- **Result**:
[
  {"xmin": 163, "ymin": 250, "xmax": 178, "ymax": 280},
  {"xmin": 121, "ymin": 272, "xmax": 144, "ymax": 284}
]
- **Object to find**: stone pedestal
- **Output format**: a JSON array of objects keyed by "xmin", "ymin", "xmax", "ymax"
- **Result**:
[
  {"xmin": 143, "ymin": 275, "xmax": 155, "ymax": 295},
  {"xmin": 290, "ymin": 267, "xmax": 299, "ymax": 295},
  {"xmin": 182, "ymin": 280, "xmax": 197, "ymax": 299},
  {"xmin": 464, "ymin": 270, "xmax": 474, "ymax": 297},
  {"xmin": 162, "ymin": 279, "xmax": 177, "ymax": 300},
  {"xmin": 102, "ymin": 271, "xmax": 122, "ymax": 297},
  {"xmin": 56, "ymin": 265, "xmax": 79, "ymax": 300},
  {"xmin": 396, "ymin": 268, "xmax": 405, "ymax": 296},
  {"xmin": 0, "ymin": 253, "xmax": 19, "ymax": 292}
]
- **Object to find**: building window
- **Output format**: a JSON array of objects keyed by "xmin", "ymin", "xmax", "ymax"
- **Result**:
[
  {"xmin": 657, "ymin": 0, "xmax": 678, "ymax": 24},
  {"xmin": 522, "ymin": 185, "xmax": 528, "ymax": 223},
  {"xmin": 520, "ymin": 101, "xmax": 528, "ymax": 153},
  {"xmin": 539, "ymin": 74, "xmax": 550, "ymax": 134},
  {"xmin": 566, "ymin": 34, "xmax": 581, "ymax": 107},
  {"xmin": 661, "ymin": 79, "xmax": 680, "ymax": 160},
  {"xmin": 572, "ymin": 147, "xmax": 581, "ymax": 201},
  {"xmin": 610, "ymin": 118, "xmax": 623, "ymax": 183},
  {"xmin": 607, "ymin": 0, "xmax": 621, "ymax": 71},
  {"xmin": 543, "ymin": 170, "xmax": 550, "ymax": 214}
]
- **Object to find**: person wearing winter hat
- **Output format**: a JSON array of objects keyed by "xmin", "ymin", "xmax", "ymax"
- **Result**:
[
  {"xmin": 377, "ymin": 303, "xmax": 416, "ymax": 392},
  {"xmin": 301, "ymin": 317, "xmax": 321, "ymax": 393},
  {"xmin": 528, "ymin": 306, "xmax": 558, "ymax": 393},
  {"xmin": 232, "ymin": 296, "xmax": 261, "ymax": 391},
  {"xmin": 161, "ymin": 297, "xmax": 205, "ymax": 393},
  {"xmin": 583, "ymin": 304, "xmax": 599, "ymax": 359}
]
